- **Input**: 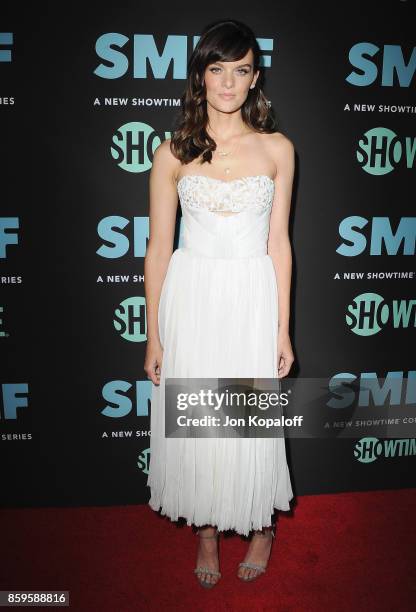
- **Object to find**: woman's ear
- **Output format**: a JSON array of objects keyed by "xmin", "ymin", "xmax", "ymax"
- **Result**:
[{"xmin": 250, "ymin": 70, "xmax": 260, "ymax": 89}]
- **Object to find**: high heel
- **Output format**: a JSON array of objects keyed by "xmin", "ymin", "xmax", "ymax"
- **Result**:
[
  {"xmin": 238, "ymin": 526, "xmax": 275, "ymax": 582},
  {"xmin": 194, "ymin": 528, "xmax": 221, "ymax": 589}
]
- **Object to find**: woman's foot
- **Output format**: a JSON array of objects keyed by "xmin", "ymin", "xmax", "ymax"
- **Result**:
[
  {"xmin": 194, "ymin": 526, "xmax": 221, "ymax": 588},
  {"xmin": 237, "ymin": 526, "xmax": 275, "ymax": 582}
]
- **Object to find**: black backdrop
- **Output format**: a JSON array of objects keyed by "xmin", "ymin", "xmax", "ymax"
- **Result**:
[{"xmin": 1, "ymin": 1, "xmax": 415, "ymax": 507}]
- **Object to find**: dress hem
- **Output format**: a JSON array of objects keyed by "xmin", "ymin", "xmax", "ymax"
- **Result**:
[{"xmin": 148, "ymin": 495, "xmax": 294, "ymax": 537}]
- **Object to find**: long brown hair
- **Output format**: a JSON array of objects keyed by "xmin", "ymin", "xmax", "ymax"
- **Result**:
[{"xmin": 170, "ymin": 19, "xmax": 276, "ymax": 165}]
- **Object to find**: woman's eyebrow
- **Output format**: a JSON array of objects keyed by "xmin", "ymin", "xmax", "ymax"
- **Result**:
[{"xmin": 213, "ymin": 62, "xmax": 252, "ymax": 68}]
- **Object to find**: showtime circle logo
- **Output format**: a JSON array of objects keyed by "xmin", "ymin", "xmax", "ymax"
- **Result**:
[
  {"xmin": 110, "ymin": 121, "xmax": 170, "ymax": 173},
  {"xmin": 356, "ymin": 127, "xmax": 415, "ymax": 175},
  {"xmin": 113, "ymin": 296, "xmax": 147, "ymax": 341},
  {"xmin": 346, "ymin": 292, "xmax": 389, "ymax": 335},
  {"xmin": 354, "ymin": 437, "xmax": 383, "ymax": 462},
  {"xmin": 346, "ymin": 292, "xmax": 416, "ymax": 335},
  {"xmin": 137, "ymin": 448, "xmax": 150, "ymax": 474}
]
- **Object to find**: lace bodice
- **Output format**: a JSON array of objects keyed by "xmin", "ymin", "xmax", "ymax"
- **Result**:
[{"xmin": 177, "ymin": 174, "xmax": 275, "ymax": 214}]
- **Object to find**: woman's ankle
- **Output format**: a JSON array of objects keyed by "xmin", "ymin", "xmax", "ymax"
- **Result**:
[
  {"xmin": 197, "ymin": 525, "xmax": 218, "ymax": 538},
  {"xmin": 253, "ymin": 526, "xmax": 274, "ymax": 538}
]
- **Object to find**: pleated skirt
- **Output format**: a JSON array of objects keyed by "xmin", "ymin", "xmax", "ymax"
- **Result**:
[{"xmin": 147, "ymin": 248, "xmax": 294, "ymax": 536}]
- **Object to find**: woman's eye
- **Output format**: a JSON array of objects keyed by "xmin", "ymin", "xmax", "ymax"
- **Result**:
[{"xmin": 209, "ymin": 67, "xmax": 250, "ymax": 75}]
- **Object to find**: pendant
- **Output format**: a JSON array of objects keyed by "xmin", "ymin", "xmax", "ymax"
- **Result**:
[{"xmin": 225, "ymin": 167, "xmax": 230, "ymax": 174}]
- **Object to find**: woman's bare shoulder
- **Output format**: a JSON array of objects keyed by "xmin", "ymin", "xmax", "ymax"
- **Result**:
[
  {"xmin": 152, "ymin": 138, "xmax": 177, "ymax": 163},
  {"xmin": 152, "ymin": 138, "xmax": 181, "ymax": 183},
  {"xmin": 263, "ymin": 131, "xmax": 295, "ymax": 155},
  {"xmin": 262, "ymin": 132, "xmax": 295, "ymax": 185}
]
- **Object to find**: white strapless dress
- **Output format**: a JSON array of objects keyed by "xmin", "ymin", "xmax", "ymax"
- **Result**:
[{"xmin": 146, "ymin": 174, "xmax": 294, "ymax": 536}]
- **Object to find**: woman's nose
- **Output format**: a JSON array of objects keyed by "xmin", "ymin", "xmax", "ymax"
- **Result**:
[{"xmin": 222, "ymin": 73, "xmax": 235, "ymax": 88}]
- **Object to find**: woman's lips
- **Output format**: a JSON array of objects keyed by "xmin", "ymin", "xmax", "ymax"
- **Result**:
[{"xmin": 219, "ymin": 94, "xmax": 235, "ymax": 99}]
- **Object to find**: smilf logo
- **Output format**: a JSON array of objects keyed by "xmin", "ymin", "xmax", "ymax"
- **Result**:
[
  {"xmin": 346, "ymin": 43, "xmax": 415, "ymax": 87},
  {"xmin": 337, "ymin": 217, "xmax": 416, "ymax": 256},
  {"xmin": 346, "ymin": 292, "xmax": 416, "ymax": 335},
  {"xmin": 0, "ymin": 218, "xmax": 19, "ymax": 258},
  {"xmin": 101, "ymin": 380, "xmax": 151, "ymax": 417},
  {"xmin": 354, "ymin": 437, "xmax": 416, "ymax": 462},
  {"xmin": 356, "ymin": 128, "xmax": 416, "ymax": 175},
  {"xmin": 94, "ymin": 34, "xmax": 273, "ymax": 79},
  {"xmin": 1, "ymin": 384, "xmax": 29, "ymax": 419},
  {"xmin": 96, "ymin": 216, "xmax": 185, "ymax": 259},
  {"xmin": 328, "ymin": 372, "xmax": 416, "ymax": 408},
  {"xmin": 0, "ymin": 33, "xmax": 13, "ymax": 62}
]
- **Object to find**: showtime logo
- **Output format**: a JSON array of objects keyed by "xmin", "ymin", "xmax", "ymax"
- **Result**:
[
  {"xmin": 113, "ymin": 296, "xmax": 147, "ymax": 341},
  {"xmin": 111, "ymin": 122, "xmax": 170, "ymax": 173},
  {"xmin": 354, "ymin": 437, "xmax": 416, "ymax": 463},
  {"xmin": 346, "ymin": 292, "xmax": 416, "ymax": 335},
  {"xmin": 356, "ymin": 127, "xmax": 416, "ymax": 175},
  {"xmin": 137, "ymin": 447, "xmax": 150, "ymax": 474}
]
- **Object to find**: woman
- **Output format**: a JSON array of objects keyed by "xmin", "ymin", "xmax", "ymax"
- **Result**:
[{"xmin": 144, "ymin": 18, "xmax": 295, "ymax": 588}]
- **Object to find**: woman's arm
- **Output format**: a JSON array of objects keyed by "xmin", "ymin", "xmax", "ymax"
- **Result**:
[
  {"xmin": 144, "ymin": 139, "xmax": 179, "ymax": 382},
  {"xmin": 267, "ymin": 134, "xmax": 295, "ymax": 376}
]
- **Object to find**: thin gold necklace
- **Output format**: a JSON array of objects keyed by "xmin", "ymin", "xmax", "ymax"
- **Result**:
[
  {"xmin": 217, "ymin": 143, "xmax": 240, "ymax": 174},
  {"xmin": 211, "ymin": 133, "xmax": 244, "ymax": 175}
]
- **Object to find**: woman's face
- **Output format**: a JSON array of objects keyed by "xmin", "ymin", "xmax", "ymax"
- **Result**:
[{"xmin": 203, "ymin": 49, "xmax": 259, "ymax": 114}]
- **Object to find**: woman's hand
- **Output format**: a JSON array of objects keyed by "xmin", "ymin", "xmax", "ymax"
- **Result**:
[
  {"xmin": 277, "ymin": 330, "xmax": 294, "ymax": 378},
  {"xmin": 144, "ymin": 338, "xmax": 164, "ymax": 385}
]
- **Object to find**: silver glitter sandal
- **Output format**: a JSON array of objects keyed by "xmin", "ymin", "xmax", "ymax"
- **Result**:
[
  {"xmin": 238, "ymin": 526, "xmax": 275, "ymax": 582},
  {"xmin": 194, "ymin": 528, "xmax": 221, "ymax": 589}
]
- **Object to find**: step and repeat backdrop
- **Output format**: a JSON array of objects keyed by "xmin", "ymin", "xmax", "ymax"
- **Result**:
[{"xmin": 1, "ymin": 2, "xmax": 415, "ymax": 507}]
